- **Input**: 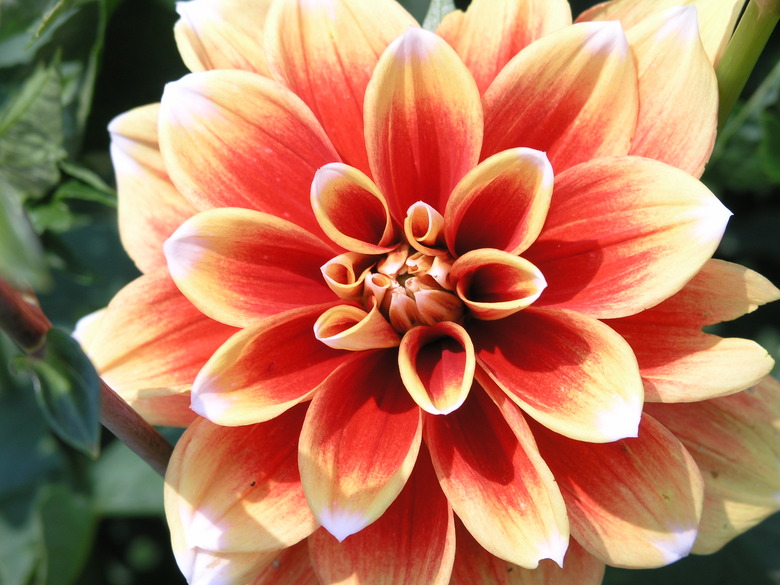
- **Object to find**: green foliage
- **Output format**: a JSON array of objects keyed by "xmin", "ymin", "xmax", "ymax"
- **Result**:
[
  {"xmin": 422, "ymin": 0, "xmax": 457, "ymax": 31},
  {"xmin": 14, "ymin": 328, "xmax": 102, "ymax": 457}
]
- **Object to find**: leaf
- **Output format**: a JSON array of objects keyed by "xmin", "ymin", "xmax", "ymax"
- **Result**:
[
  {"xmin": 92, "ymin": 440, "xmax": 165, "ymax": 517},
  {"xmin": 59, "ymin": 159, "xmax": 114, "ymax": 196},
  {"xmin": 758, "ymin": 110, "xmax": 780, "ymax": 183},
  {"xmin": 0, "ymin": 184, "xmax": 52, "ymax": 289},
  {"xmin": 16, "ymin": 328, "xmax": 101, "ymax": 458},
  {"xmin": 34, "ymin": 0, "xmax": 78, "ymax": 41},
  {"xmin": 0, "ymin": 61, "xmax": 66, "ymax": 199},
  {"xmin": 0, "ymin": 492, "xmax": 40, "ymax": 585},
  {"xmin": 422, "ymin": 0, "xmax": 457, "ymax": 31},
  {"xmin": 36, "ymin": 485, "xmax": 96, "ymax": 585}
]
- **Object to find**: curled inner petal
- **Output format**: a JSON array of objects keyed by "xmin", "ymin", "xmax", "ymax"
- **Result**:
[
  {"xmin": 399, "ymin": 322, "xmax": 476, "ymax": 415},
  {"xmin": 314, "ymin": 303, "xmax": 401, "ymax": 351},
  {"xmin": 451, "ymin": 249, "xmax": 547, "ymax": 320},
  {"xmin": 404, "ymin": 202, "xmax": 447, "ymax": 256}
]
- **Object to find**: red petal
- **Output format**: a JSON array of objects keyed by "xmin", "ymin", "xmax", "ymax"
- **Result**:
[
  {"xmin": 298, "ymin": 351, "xmax": 422, "ymax": 541},
  {"xmin": 308, "ymin": 448, "xmax": 455, "ymax": 585},
  {"xmin": 265, "ymin": 0, "xmax": 417, "ymax": 172},
  {"xmin": 159, "ymin": 69, "xmax": 339, "ymax": 237},
  {"xmin": 532, "ymin": 415, "xmax": 704, "ymax": 568},
  {"xmin": 438, "ymin": 0, "xmax": 572, "ymax": 94},
  {"xmin": 109, "ymin": 104, "xmax": 197, "ymax": 273},
  {"xmin": 482, "ymin": 21, "xmax": 638, "ymax": 173},
  {"xmin": 526, "ymin": 157, "xmax": 731, "ymax": 318},
  {"xmin": 472, "ymin": 308, "xmax": 643, "ymax": 442},
  {"xmin": 164, "ymin": 407, "xmax": 316, "ymax": 556},
  {"xmin": 164, "ymin": 208, "xmax": 335, "ymax": 326},
  {"xmin": 451, "ymin": 521, "xmax": 605, "ymax": 585},
  {"xmin": 426, "ymin": 386, "xmax": 569, "ymax": 569},
  {"xmin": 364, "ymin": 27, "xmax": 483, "ymax": 219},
  {"xmin": 192, "ymin": 304, "xmax": 349, "ymax": 426}
]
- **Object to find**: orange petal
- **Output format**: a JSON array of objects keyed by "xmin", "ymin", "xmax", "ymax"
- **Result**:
[
  {"xmin": 311, "ymin": 163, "xmax": 399, "ymax": 254},
  {"xmin": 308, "ymin": 449, "xmax": 455, "ymax": 585},
  {"xmin": 164, "ymin": 408, "xmax": 317, "ymax": 557},
  {"xmin": 526, "ymin": 157, "xmax": 731, "ymax": 319},
  {"xmin": 437, "ymin": 0, "xmax": 572, "ymax": 94},
  {"xmin": 158, "ymin": 69, "xmax": 339, "ymax": 238},
  {"xmin": 320, "ymin": 252, "xmax": 376, "ymax": 301},
  {"xmin": 109, "ymin": 104, "xmax": 197, "ymax": 273},
  {"xmin": 451, "ymin": 521, "xmax": 605, "ymax": 585},
  {"xmin": 298, "ymin": 351, "xmax": 422, "ymax": 541},
  {"xmin": 481, "ymin": 21, "xmax": 638, "ymax": 173},
  {"xmin": 426, "ymin": 386, "xmax": 569, "ymax": 569},
  {"xmin": 192, "ymin": 305, "xmax": 349, "ymax": 426},
  {"xmin": 265, "ymin": 0, "xmax": 417, "ymax": 173},
  {"xmin": 83, "ymin": 268, "xmax": 237, "ymax": 407},
  {"xmin": 170, "ymin": 544, "xmax": 318, "ymax": 585},
  {"xmin": 617, "ymin": 259, "xmax": 780, "ymax": 329},
  {"xmin": 364, "ymin": 27, "xmax": 483, "ymax": 220},
  {"xmin": 606, "ymin": 321, "xmax": 774, "ymax": 402},
  {"xmin": 174, "ymin": 0, "xmax": 272, "ymax": 74},
  {"xmin": 646, "ymin": 377, "xmax": 780, "ymax": 554},
  {"xmin": 314, "ymin": 303, "xmax": 401, "ymax": 351},
  {"xmin": 450, "ymin": 249, "xmax": 547, "ymax": 320},
  {"xmin": 398, "ymin": 322, "xmax": 475, "ymax": 415},
  {"xmin": 626, "ymin": 6, "xmax": 718, "ymax": 177},
  {"xmin": 577, "ymin": 0, "xmax": 745, "ymax": 66},
  {"xmin": 444, "ymin": 148, "xmax": 553, "ymax": 257},
  {"xmin": 532, "ymin": 414, "xmax": 704, "ymax": 568},
  {"xmin": 164, "ymin": 208, "xmax": 335, "ymax": 327},
  {"xmin": 472, "ymin": 308, "xmax": 644, "ymax": 442},
  {"xmin": 404, "ymin": 202, "xmax": 447, "ymax": 257}
]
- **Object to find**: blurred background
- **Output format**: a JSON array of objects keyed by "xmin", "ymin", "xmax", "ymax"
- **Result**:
[{"xmin": 0, "ymin": 0, "xmax": 778, "ymax": 583}]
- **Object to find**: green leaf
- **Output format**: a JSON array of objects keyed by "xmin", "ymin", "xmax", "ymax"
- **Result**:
[
  {"xmin": 34, "ymin": 0, "xmax": 78, "ymax": 41},
  {"xmin": 36, "ymin": 485, "xmax": 96, "ymax": 585},
  {"xmin": 422, "ymin": 0, "xmax": 457, "ymax": 31},
  {"xmin": 0, "ymin": 183, "xmax": 52, "ymax": 289},
  {"xmin": 0, "ymin": 61, "xmax": 66, "ymax": 199},
  {"xmin": 92, "ymin": 440, "xmax": 165, "ymax": 517},
  {"xmin": 0, "ymin": 492, "xmax": 40, "ymax": 585},
  {"xmin": 16, "ymin": 328, "xmax": 101, "ymax": 458},
  {"xmin": 758, "ymin": 110, "xmax": 780, "ymax": 183},
  {"xmin": 59, "ymin": 159, "xmax": 114, "ymax": 195}
]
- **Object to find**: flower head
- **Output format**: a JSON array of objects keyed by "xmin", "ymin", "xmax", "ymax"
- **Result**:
[{"xmin": 81, "ymin": 0, "xmax": 780, "ymax": 583}]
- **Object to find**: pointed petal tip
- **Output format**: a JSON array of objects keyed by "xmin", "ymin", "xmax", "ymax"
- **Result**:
[
  {"xmin": 582, "ymin": 20, "xmax": 629, "ymax": 57},
  {"xmin": 658, "ymin": 6, "xmax": 702, "ymax": 44},
  {"xmin": 596, "ymin": 395, "xmax": 643, "ymax": 442},
  {"xmin": 652, "ymin": 525, "xmax": 698, "ymax": 566},
  {"xmin": 318, "ymin": 506, "xmax": 370, "ymax": 542},
  {"xmin": 163, "ymin": 221, "xmax": 203, "ymax": 282}
]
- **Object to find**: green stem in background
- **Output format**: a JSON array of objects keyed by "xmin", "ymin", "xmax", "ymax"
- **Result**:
[{"xmin": 717, "ymin": 0, "xmax": 780, "ymax": 128}]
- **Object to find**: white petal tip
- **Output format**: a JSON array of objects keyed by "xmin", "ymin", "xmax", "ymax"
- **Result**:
[
  {"xmin": 164, "ymin": 221, "xmax": 204, "ymax": 282},
  {"xmin": 318, "ymin": 506, "xmax": 370, "ymax": 542},
  {"xmin": 582, "ymin": 21, "xmax": 629, "ymax": 58},
  {"xmin": 653, "ymin": 525, "xmax": 698, "ymax": 565},
  {"xmin": 595, "ymin": 397, "xmax": 642, "ymax": 441}
]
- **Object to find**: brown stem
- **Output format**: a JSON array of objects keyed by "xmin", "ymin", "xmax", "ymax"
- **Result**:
[
  {"xmin": 100, "ymin": 379, "xmax": 173, "ymax": 477},
  {"xmin": 0, "ymin": 277, "xmax": 50, "ymax": 352}
]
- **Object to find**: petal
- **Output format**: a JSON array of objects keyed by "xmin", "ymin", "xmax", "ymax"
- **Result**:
[
  {"xmin": 84, "ymin": 268, "xmax": 238, "ymax": 405},
  {"xmin": 626, "ymin": 6, "xmax": 718, "ymax": 177},
  {"xmin": 314, "ymin": 302, "xmax": 401, "ymax": 351},
  {"xmin": 605, "ymin": 321, "xmax": 774, "ymax": 402},
  {"xmin": 126, "ymin": 391, "xmax": 198, "ymax": 428},
  {"xmin": 308, "ymin": 449, "xmax": 455, "ymax": 585},
  {"xmin": 264, "ymin": 0, "xmax": 417, "ymax": 172},
  {"xmin": 444, "ymin": 148, "xmax": 553, "ymax": 257},
  {"xmin": 481, "ymin": 21, "xmax": 638, "ymax": 173},
  {"xmin": 404, "ymin": 202, "xmax": 447, "ymax": 256},
  {"xmin": 577, "ymin": 0, "xmax": 745, "ymax": 66},
  {"xmin": 109, "ymin": 104, "xmax": 197, "ymax": 273},
  {"xmin": 425, "ymin": 385, "xmax": 569, "ymax": 569},
  {"xmin": 646, "ymin": 377, "xmax": 780, "ymax": 554},
  {"xmin": 164, "ymin": 208, "xmax": 335, "ymax": 326},
  {"xmin": 532, "ymin": 414, "xmax": 705, "ymax": 569},
  {"xmin": 471, "ymin": 308, "xmax": 644, "ymax": 442},
  {"xmin": 451, "ymin": 522, "xmax": 605, "ymax": 585},
  {"xmin": 320, "ymin": 252, "xmax": 376, "ymax": 301},
  {"xmin": 170, "ymin": 544, "xmax": 317, "ymax": 585},
  {"xmin": 159, "ymin": 69, "xmax": 339, "ymax": 236},
  {"xmin": 618, "ymin": 259, "xmax": 780, "ymax": 329},
  {"xmin": 174, "ymin": 0, "xmax": 272, "ymax": 75},
  {"xmin": 192, "ymin": 305, "xmax": 350, "ymax": 426},
  {"xmin": 398, "ymin": 322, "xmax": 475, "ymax": 415},
  {"xmin": 311, "ymin": 163, "xmax": 399, "ymax": 254},
  {"xmin": 450, "ymin": 248, "xmax": 547, "ymax": 320},
  {"xmin": 364, "ymin": 27, "xmax": 483, "ymax": 220},
  {"xmin": 298, "ymin": 351, "xmax": 423, "ymax": 541},
  {"xmin": 437, "ymin": 0, "xmax": 572, "ymax": 94},
  {"xmin": 526, "ymin": 156, "xmax": 732, "ymax": 319},
  {"xmin": 164, "ymin": 408, "xmax": 317, "ymax": 556}
]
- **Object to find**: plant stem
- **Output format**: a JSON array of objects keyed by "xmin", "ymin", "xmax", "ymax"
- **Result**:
[
  {"xmin": 0, "ymin": 278, "xmax": 50, "ymax": 352},
  {"xmin": 717, "ymin": 0, "xmax": 780, "ymax": 127}
]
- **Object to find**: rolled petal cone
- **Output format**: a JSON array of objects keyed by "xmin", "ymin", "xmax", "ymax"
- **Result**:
[{"xmin": 88, "ymin": 0, "xmax": 780, "ymax": 584}]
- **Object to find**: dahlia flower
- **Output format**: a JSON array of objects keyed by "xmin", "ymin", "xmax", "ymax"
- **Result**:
[{"xmin": 80, "ymin": 0, "xmax": 780, "ymax": 583}]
